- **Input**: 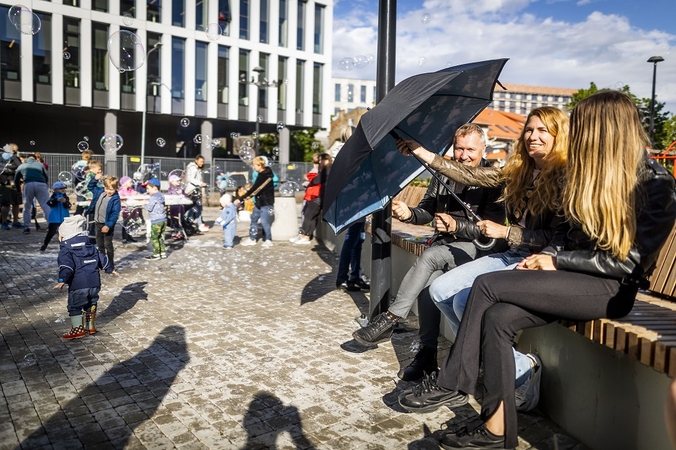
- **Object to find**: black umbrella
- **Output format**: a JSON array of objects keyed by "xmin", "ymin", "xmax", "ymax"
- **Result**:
[{"xmin": 322, "ymin": 58, "xmax": 508, "ymax": 234}]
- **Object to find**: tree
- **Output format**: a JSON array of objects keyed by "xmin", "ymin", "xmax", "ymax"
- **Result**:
[
  {"xmin": 290, "ymin": 129, "xmax": 324, "ymax": 162},
  {"xmin": 567, "ymin": 82, "xmax": 673, "ymax": 150}
]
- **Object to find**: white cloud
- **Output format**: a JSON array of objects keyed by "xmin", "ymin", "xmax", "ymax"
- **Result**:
[{"xmin": 332, "ymin": 4, "xmax": 676, "ymax": 112}]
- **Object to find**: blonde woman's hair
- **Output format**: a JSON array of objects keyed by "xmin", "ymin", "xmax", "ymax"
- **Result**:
[
  {"xmin": 564, "ymin": 90, "xmax": 647, "ymax": 260},
  {"xmin": 252, "ymin": 156, "xmax": 266, "ymax": 167},
  {"xmin": 339, "ymin": 125, "xmax": 355, "ymax": 143},
  {"xmin": 500, "ymin": 106, "xmax": 569, "ymax": 219}
]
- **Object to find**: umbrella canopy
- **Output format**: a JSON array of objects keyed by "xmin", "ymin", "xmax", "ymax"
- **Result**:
[{"xmin": 322, "ymin": 58, "xmax": 508, "ymax": 234}]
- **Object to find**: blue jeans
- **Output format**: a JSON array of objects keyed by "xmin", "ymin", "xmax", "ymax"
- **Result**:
[
  {"xmin": 249, "ymin": 205, "xmax": 273, "ymax": 241},
  {"xmin": 429, "ymin": 248, "xmax": 533, "ymax": 387},
  {"xmin": 67, "ymin": 287, "xmax": 100, "ymax": 316},
  {"xmin": 336, "ymin": 221, "xmax": 365, "ymax": 284}
]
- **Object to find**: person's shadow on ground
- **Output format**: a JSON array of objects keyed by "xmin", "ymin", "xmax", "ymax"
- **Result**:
[
  {"xmin": 240, "ymin": 391, "xmax": 316, "ymax": 450},
  {"xmin": 97, "ymin": 281, "xmax": 149, "ymax": 327},
  {"xmin": 19, "ymin": 326, "xmax": 190, "ymax": 449}
]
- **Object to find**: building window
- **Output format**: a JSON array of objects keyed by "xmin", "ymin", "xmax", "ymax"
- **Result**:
[
  {"xmin": 295, "ymin": 59, "xmax": 304, "ymax": 115},
  {"xmin": 360, "ymin": 85, "xmax": 366, "ymax": 103},
  {"xmin": 119, "ymin": 27, "xmax": 136, "ymax": 94},
  {"xmin": 259, "ymin": 0, "xmax": 268, "ymax": 43},
  {"xmin": 172, "ymin": 0, "xmax": 185, "ymax": 26},
  {"xmin": 373, "ymin": 86, "xmax": 376, "ymax": 102},
  {"xmin": 0, "ymin": 6, "xmax": 20, "ymax": 83},
  {"xmin": 347, "ymin": 83, "xmax": 354, "ymax": 103},
  {"xmin": 217, "ymin": 46, "xmax": 229, "ymax": 104},
  {"xmin": 63, "ymin": 18, "xmax": 80, "ymax": 88},
  {"xmin": 93, "ymin": 0, "xmax": 108, "ymax": 12},
  {"xmin": 195, "ymin": 0, "xmax": 206, "ymax": 30},
  {"xmin": 195, "ymin": 41, "xmax": 207, "ymax": 101},
  {"xmin": 334, "ymin": 83, "xmax": 341, "ymax": 102},
  {"xmin": 33, "ymin": 13, "xmax": 51, "ymax": 85},
  {"xmin": 171, "ymin": 37, "xmax": 185, "ymax": 99},
  {"xmin": 239, "ymin": 0, "xmax": 249, "ymax": 40},
  {"xmin": 147, "ymin": 0, "xmax": 161, "ymax": 22},
  {"xmin": 238, "ymin": 49, "xmax": 249, "ymax": 106},
  {"xmin": 296, "ymin": 0, "xmax": 304, "ymax": 50},
  {"xmin": 313, "ymin": 4, "xmax": 323, "ymax": 54},
  {"xmin": 278, "ymin": 56, "xmax": 287, "ymax": 110},
  {"xmin": 120, "ymin": 0, "xmax": 135, "ymax": 17},
  {"xmin": 312, "ymin": 63, "xmax": 322, "ymax": 114},
  {"xmin": 146, "ymin": 32, "xmax": 161, "ymax": 89},
  {"xmin": 92, "ymin": 23, "xmax": 109, "ymax": 91},
  {"xmin": 218, "ymin": 0, "xmax": 231, "ymax": 35},
  {"xmin": 258, "ymin": 53, "xmax": 269, "ymax": 109},
  {"xmin": 278, "ymin": 0, "xmax": 287, "ymax": 46}
]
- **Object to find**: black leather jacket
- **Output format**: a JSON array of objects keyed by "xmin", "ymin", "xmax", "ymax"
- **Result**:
[
  {"xmin": 403, "ymin": 159, "xmax": 507, "ymax": 248},
  {"xmin": 542, "ymin": 156, "xmax": 676, "ymax": 284}
]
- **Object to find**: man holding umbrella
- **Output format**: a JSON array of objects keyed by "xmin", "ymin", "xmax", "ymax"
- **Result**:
[{"xmin": 353, "ymin": 124, "xmax": 507, "ymax": 381}]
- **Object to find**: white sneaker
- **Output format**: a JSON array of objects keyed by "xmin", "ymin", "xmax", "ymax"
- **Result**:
[
  {"xmin": 199, "ymin": 225, "xmax": 210, "ymax": 232},
  {"xmin": 241, "ymin": 239, "xmax": 257, "ymax": 246},
  {"xmin": 293, "ymin": 238, "xmax": 312, "ymax": 245},
  {"xmin": 289, "ymin": 236, "xmax": 300, "ymax": 243},
  {"xmin": 262, "ymin": 240, "xmax": 273, "ymax": 248},
  {"xmin": 515, "ymin": 353, "xmax": 542, "ymax": 412}
]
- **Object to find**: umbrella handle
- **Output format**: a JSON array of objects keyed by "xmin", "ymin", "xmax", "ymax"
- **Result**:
[{"xmin": 473, "ymin": 237, "xmax": 496, "ymax": 251}]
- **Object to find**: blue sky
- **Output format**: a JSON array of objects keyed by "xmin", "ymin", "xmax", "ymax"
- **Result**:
[{"xmin": 332, "ymin": 0, "xmax": 676, "ymax": 112}]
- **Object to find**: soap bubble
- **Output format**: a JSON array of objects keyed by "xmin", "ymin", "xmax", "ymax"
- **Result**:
[
  {"xmin": 268, "ymin": 208, "xmax": 274, "ymax": 217},
  {"xmin": 210, "ymin": 139, "xmax": 221, "ymax": 148},
  {"xmin": 77, "ymin": 141, "xmax": 89, "ymax": 152},
  {"xmin": 339, "ymin": 57, "xmax": 355, "ymax": 71},
  {"xmin": 100, "ymin": 134, "xmax": 123, "ymax": 154},
  {"xmin": 122, "ymin": 12, "xmax": 134, "ymax": 26},
  {"xmin": 74, "ymin": 180, "xmax": 93, "ymax": 199},
  {"xmin": 122, "ymin": 206, "xmax": 145, "ymax": 236},
  {"xmin": 311, "ymin": 142, "xmax": 319, "ymax": 150},
  {"xmin": 615, "ymin": 81, "xmax": 624, "ymax": 90},
  {"xmin": 366, "ymin": 54, "xmax": 375, "ymax": 63},
  {"xmin": 193, "ymin": 134, "xmax": 203, "ymax": 144},
  {"xmin": 226, "ymin": 178, "xmax": 237, "ymax": 188},
  {"xmin": 83, "ymin": 136, "xmax": 89, "ymax": 141},
  {"xmin": 276, "ymin": 122, "xmax": 285, "ymax": 132},
  {"xmin": 63, "ymin": 51, "xmax": 71, "ymax": 60},
  {"xmin": 205, "ymin": 23, "xmax": 222, "ymax": 40},
  {"xmin": 167, "ymin": 169, "xmax": 186, "ymax": 188},
  {"xmin": 21, "ymin": 353, "xmax": 36, "ymax": 367},
  {"xmin": 8, "ymin": 5, "xmax": 41, "ymax": 35},
  {"xmin": 354, "ymin": 55, "xmax": 369, "ymax": 68},
  {"xmin": 272, "ymin": 146, "xmax": 279, "ymax": 157},
  {"xmin": 244, "ymin": 139, "xmax": 253, "ymax": 147},
  {"xmin": 238, "ymin": 145, "xmax": 255, "ymax": 164},
  {"xmin": 58, "ymin": 171, "xmax": 73, "ymax": 186},
  {"xmin": 180, "ymin": 118, "xmax": 190, "ymax": 127},
  {"xmin": 418, "ymin": 57, "xmax": 426, "ymax": 66},
  {"xmin": 279, "ymin": 181, "xmax": 300, "ymax": 197},
  {"xmin": 257, "ymin": 115, "xmax": 263, "ymax": 123},
  {"xmin": 421, "ymin": 13, "xmax": 430, "ymax": 24},
  {"xmin": 252, "ymin": 132, "xmax": 258, "ymax": 139},
  {"xmin": 71, "ymin": 162, "xmax": 88, "ymax": 182},
  {"xmin": 29, "ymin": 140, "xmax": 35, "ymax": 146},
  {"xmin": 230, "ymin": 132, "xmax": 240, "ymax": 138},
  {"xmin": 107, "ymin": 30, "xmax": 145, "ymax": 73},
  {"xmin": 156, "ymin": 137, "xmax": 166, "ymax": 147}
]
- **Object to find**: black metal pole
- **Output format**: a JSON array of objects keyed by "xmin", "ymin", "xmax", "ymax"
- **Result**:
[
  {"xmin": 649, "ymin": 62, "xmax": 658, "ymax": 147},
  {"xmin": 370, "ymin": 0, "xmax": 396, "ymax": 318}
]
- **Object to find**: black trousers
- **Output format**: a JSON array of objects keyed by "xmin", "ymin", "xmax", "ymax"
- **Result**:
[
  {"xmin": 43, "ymin": 223, "xmax": 60, "ymax": 248},
  {"xmin": 95, "ymin": 222, "xmax": 115, "ymax": 263},
  {"xmin": 300, "ymin": 200, "xmax": 321, "ymax": 237},
  {"xmin": 437, "ymin": 269, "xmax": 637, "ymax": 448}
]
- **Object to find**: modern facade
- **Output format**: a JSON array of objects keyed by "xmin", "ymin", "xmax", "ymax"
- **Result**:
[
  {"xmin": 490, "ymin": 83, "xmax": 577, "ymax": 116},
  {"xmin": 332, "ymin": 76, "xmax": 376, "ymax": 118},
  {"xmin": 0, "ymin": 0, "xmax": 333, "ymax": 160}
]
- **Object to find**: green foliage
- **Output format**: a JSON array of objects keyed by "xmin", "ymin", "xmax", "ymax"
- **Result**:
[
  {"xmin": 290, "ymin": 129, "xmax": 324, "ymax": 162},
  {"xmin": 566, "ymin": 82, "xmax": 674, "ymax": 150},
  {"xmin": 409, "ymin": 177, "xmax": 430, "ymax": 187}
]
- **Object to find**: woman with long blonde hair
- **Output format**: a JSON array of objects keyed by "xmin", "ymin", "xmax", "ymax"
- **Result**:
[{"xmin": 399, "ymin": 91, "xmax": 676, "ymax": 449}]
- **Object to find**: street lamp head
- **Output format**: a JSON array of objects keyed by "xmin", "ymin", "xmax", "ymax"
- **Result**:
[
  {"xmin": 647, "ymin": 55, "xmax": 664, "ymax": 64},
  {"xmin": 153, "ymin": 42, "xmax": 163, "ymax": 49},
  {"xmin": 252, "ymin": 66, "xmax": 265, "ymax": 73}
]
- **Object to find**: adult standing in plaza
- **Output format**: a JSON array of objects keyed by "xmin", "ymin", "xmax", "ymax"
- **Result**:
[
  {"xmin": 14, "ymin": 153, "xmax": 51, "ymax": 234},
  {"xmin": 0, "ymin": 143, "xmax": 23, "ymax": 230},
  {"xmin": 185, "ymin": 154, "xmax": 209, "ymax": 232},
  {"xmin": 237, "ymin": 156, "xmax": 276, "ymax": 247},
  {"xmin": 352, "ymin": 124, "xmax": 507, "ymax": 381}
]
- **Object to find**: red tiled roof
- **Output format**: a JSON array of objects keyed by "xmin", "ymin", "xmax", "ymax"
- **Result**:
[{"xmin": 473, "ymin": 109, "xmax": 525, "ymax": 141}]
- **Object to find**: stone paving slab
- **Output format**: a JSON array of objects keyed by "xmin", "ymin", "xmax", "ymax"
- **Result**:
[{"xmin": 0, "ymin": 209, "xmax": 586, "ymax": 449}]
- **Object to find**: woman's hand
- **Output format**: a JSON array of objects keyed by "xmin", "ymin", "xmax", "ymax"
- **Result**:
[
  {"xmin": 476, "ymin": 220, "xmax": 509, "ymax": 239},
  {"xmin": 516, "ymin": 254, "xmax": 557, "ymax": 271}
]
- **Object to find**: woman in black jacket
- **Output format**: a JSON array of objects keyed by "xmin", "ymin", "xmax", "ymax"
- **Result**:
[
  {"xmin": 399, "ymin": 90, "xmax": 676, "ymax": 449},
  {"xmin": 237, "ymin": 156, "xmax": 275, "ymax": 246}
]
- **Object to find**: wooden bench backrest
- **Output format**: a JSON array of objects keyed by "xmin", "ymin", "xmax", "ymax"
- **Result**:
[
  {"xmin": 393, "ymin": 185, "xmax": 427, "ymax": 208},
  {"xmin": 649, "ymin": 223, "xmax": 676, "ymax": 297}
]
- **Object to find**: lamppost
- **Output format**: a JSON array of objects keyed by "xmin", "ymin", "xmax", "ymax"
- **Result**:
[
  {"xmin": 647, "ymin": 55, "xmax": 664, "ymax": 148},
  {"xmin": 140, "ymin": 41, "xmax": 163, "ymax": 167},
  {"xmin": 239, "ymin": 66, "xmax": 282, "ymax": 153}
]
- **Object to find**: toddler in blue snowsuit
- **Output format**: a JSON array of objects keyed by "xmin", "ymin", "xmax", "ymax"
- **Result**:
[{"xmin": 215, "ymin": 194, "xmax": 239, "ymax": 249}]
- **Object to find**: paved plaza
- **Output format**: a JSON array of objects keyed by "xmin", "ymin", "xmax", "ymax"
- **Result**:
[{"xmin": 0, "ymin": 208, "xmax": 585, "ymax": 449}]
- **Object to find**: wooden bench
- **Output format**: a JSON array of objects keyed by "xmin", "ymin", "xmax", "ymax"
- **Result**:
[{"xmin": 389, "ymin": 185, "xmax": 676, "ymax": 378}]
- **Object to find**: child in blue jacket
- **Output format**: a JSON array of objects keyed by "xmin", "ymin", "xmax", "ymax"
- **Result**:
[
  {"xmin": 215, "ymin": 194, "xmax": 239, "ymax": 249},
  {"xmin": 53, "ymin": 215, "xmax": 118, "ymax": 339},
  {"xmin": 41, "ymin": 181, "xmax": 71, "ymax": 251},
  {"xmin": 87, "ymin": 175, "xmax": 121, "ymax": 264}
]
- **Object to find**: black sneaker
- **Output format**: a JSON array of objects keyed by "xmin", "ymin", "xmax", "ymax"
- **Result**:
[
  {"xmin": 398, "ymin": 371, "xmax": 469, "ymax": 413},
  {"xmin": 338, "ymin": 280, "xmax": 361, "ymax": 292},
  {"xmin": 353, "ymin": 278, "xmax": 370, "ymax": 291},
  {"xmin": 145, "ymin": 254, "xmax": 161, "ymax": 260},
  {"xmin": 398, "ymin": 346, "xmax": 438, "ymax": 381},
  {"xmin": 23, "ymin": 227, "xmax": 30, "ymax": 234},
  {"xmin": 39, "ymin": 245, "xmax": 47, "ymax": 252},
  {"xmin": 352, "ymin": 311, "xmax": 398, "ymax": 345},
  {"xmin": 440, "ymin": 423, "xmax": 505, "ymax": 449}
]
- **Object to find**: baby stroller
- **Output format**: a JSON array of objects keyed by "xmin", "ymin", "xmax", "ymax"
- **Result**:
[{"xmin": 180, "ymin": 191, "xmax": 202, "ymax": 237}]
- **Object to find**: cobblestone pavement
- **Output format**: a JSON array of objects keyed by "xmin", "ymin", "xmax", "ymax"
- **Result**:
[{"xmin": 0, "ymin": 209, "xmax": 586, "ymax": 450}]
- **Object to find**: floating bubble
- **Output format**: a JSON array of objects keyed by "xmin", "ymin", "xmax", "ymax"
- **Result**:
[
  {"xmin": 122, "ymin": 206, "xmax": 145, "ymax": 237},
  {"xmin": 132, "ymin": 171, "xmax": 144, "ymax": 181},
  {"xmin": 77, "ymin": 141, "xmax": 89, "ymax": 152},
  {"xmin": 71, "ymin": 162, "xmax": 87, "ymax": 182},
  {"xmin": 100, "ymin": 133, "xmax": 124, "ymax": 154},
  {"xmin": 211, "ymin": 139, "xmax": 221, "ymax": 148},
  {"xmin": 615, "ymin": 81, "xmax": 624, "ymax": 90},
  {"xmin": 160, "ymin": 171, "xmax": 167, "ymax": 177},
  {"xmin": 268, "ymin": 208, "xmax": 274, "ymax": 217},
  {"xmin": 366, "ymin": 54, "xmax": 375, "ymax": 63},
  {"xmin": 418, "ymin": 57, "xmax": 426, "ymax": 66},
  {"xmin": 22, "ymin": 353, "xmax": 36, "ymax": 366},
  {"xmin": 238, "ymin": 146, "xmax": 255, "ymax": 164},
  {"xmin": 257, "ymin": 115, "xmax": 263, "ymax": 123},
  {"xmin": 421, "ymin": 13, "xmax": 430, "ymax": 24},
  {"xmin": 180, "ymin": 118, "xmax": 190, "ymax": 127},
  {"xmin": 354, "ymin": 55, "xmax": 369, "ymax": 68},
  {"xmin": 107, "ymin": 30, "xmax": 145, "ymax": 73},
  {"xmin": 29, "ymin": 140, "xmax": 35, "ymax": 146},
  {"xmin": 156, "ymin": 137, "xmax": 166, "ymax": 147},
  {"xmin": 63, "ymin": 51, "xmax": 71, "ymax": 60},
  {"xmin": 74, "ymin": 180, "xmax": 92, "ymax": 199},
  {"xmin": 54, "ymin": 317, "xmax": 66, "ymax": 323},
  {"xmin": 252, "ymin": 132, "xmax": 258, "ymax": 139},
  {"xmin": 279, "ymin": 181, "xmax": 300, "ymax": 197},
  {"xmin": 205, "ymin": 23, "xmax": 222, "ymax": 40},
  {"xmin": 226, "ymin": 178, "xmax": 237, "ymax": 188},
  {"xmin": 230, "ymin": 132, "xmax": 241, "ymax": 138},
  {"xmin": 122, "ymin": 12, "xmax": 134, "ymax": 26},
  {"xmin": 311, "ymin": 142, "xmax": 319, "ymax": 150},
  {"xmin": 8, "ymin": 5, "xmax": 41, "ymax": 35},
  {"xmin": 244, "ymin": 139, "xmax": 253, "ymax": 147},
  {"xmin": 167, "ymin": 169, "xmax": 186, "ymax": 189},
  {"xmin": 83, "ymin": 136, "xmax": 89, "ymax": 141},
  {"xmin": 339, "ymin": 57, "xmax": 355, "ymax": 71},
  {"xmin": 272, "ymin": 146, "xmax": 279, "ymax": 156},
  {"xmin": 57, "ymin": 171, "xmax": 73, "ymax": 186},
  {"xmin": 276, "ymin": 122, "xmax": 285, "ymax": 132}
]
